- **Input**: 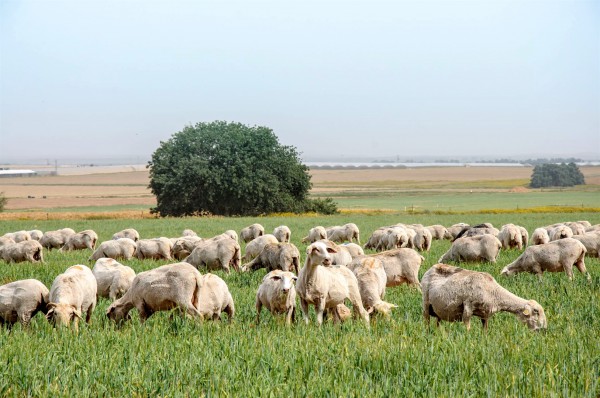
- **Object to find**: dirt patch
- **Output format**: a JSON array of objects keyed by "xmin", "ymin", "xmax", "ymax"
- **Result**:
[{"xmin": 509, "ymin": 186, "xmax": 530, "ymax": 193}]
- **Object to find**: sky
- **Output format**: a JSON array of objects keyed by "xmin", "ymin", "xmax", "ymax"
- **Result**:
[{"xmin": 0, "ymin": 0, "xmax": 599, "ymax": 163}]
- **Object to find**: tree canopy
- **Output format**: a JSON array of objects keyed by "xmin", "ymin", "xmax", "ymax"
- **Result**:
[
  {"xmin": 148, "ymin": 121, "xmax": 337, "ymax": 216},
  {"xmin": 529, "ymin": 163, "xmax": 585, "ymax": 188}
]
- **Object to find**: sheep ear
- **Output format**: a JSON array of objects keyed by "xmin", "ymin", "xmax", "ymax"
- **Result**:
[
  {"xmin": 326, "ymin": 247, "xmax": 338, "ymax": 254},
  {"xmin": 72, "ymin": 309, "xmax": 83, "ymax": 320},
  {"xmin": 270, "ymin": 275, "xmax": 281, "ymax": 281},
  {"xmin": 46, "ymin": 309, "xmax": 55, "ymax": 319},
  {"xmin": 47, "ymin": 302, "xmax": 57, "ymax": 309},
  {"xmin": 522, "ymin": 307, "xmax": 531, "ymax": 316}
]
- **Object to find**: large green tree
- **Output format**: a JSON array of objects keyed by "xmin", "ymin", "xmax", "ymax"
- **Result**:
[
  {"xmin": 530, "ymin": 162, "xmax": 585, "ymax": 188},
  {"xmin": 148, "ymin": 121, "xmax": 335, "ymax": 216}
]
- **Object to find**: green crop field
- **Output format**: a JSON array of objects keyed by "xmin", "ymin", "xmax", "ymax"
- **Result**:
[{"xmin": 0, "ymin": 213, "xmax": 599, "ymax": 396}]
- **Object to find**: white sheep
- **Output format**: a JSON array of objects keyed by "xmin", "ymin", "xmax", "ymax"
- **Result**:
[
  {"xmin": 47, "ymin": 265, "xmax": 97, "ymax": 331},
  {"xmin": 255, "ymin": 270, "xmax": 297, "ymax": 325},
  {"xmin": 92, "ymin": 258, "xmax": 136, "ymax": 301}
]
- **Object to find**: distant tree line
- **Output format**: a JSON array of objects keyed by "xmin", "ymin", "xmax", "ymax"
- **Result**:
[
  {"xmin": 0, "ymin": 192, "xmax": 6, "ymax": 212},
  {"xmin": 530, "ymin": 163, "xmax": 585, "ymax": 188}
]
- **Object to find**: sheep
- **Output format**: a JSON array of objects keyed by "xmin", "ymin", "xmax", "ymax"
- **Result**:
[
  {"xmin": 243, "ymin": 234, "xmax": 279, "ymax": 262},
  {"xmin": 498, "ymin": 224, "xmax": 524, "ymax": 250},
  {"xmin": 28, "ymin": 230, "xmax": 43, "ymax": 241},
  {"xmin": 549, "ymin": 225, "xmax": 573, "ymax": 241},
  {"xmin": 295, "ymin": 242, "xmax": 369, "ymax": 326},
  {"xmin": 92, "ymin": 258, "xmax": 136, "ymax": 301},
  {"xmin": 361, "ymin": 248, "xmax": 424, "ymax": 289},
  {"xmin": 273, "ymin": 225, "xmax": 292, "ymax": 243},
  {"xmin": 410, "ymin": 225, "xmax": 432, "ymax": 252},
  {"xmin": 136, "ymin": 238, "xmax": 173, "ymax": 260},
  {"xmin": 112, "ymin": 228, "xmax": 140, "ymax": 242},
  {"xmin": 422, "ymin": 263, "xmax": 547, "ymax": 331},
  {"xmin": 501, "ymin": 238, "xmax": 589, "ymax": 281},
  {"xmin": 240, "ymin": 223, "xmax": 265, "ymax": 243},
  {"xmin": 60, "ymin": 229, "xmax": 98, "ymax": 251},
  {"xmin": 184, "ymin": 238, "xmax": 241, "ymax": 273},
  {"xmin": 439, "ymin": 234, "xmax": 502, "ymax": 264},
  {"xmin": 381, "ymin": 227, "xmax": 410, "ymax": 251},
  {"xmin": 326, "ymin": 223, "xmax": 360, "ymax": 244},
  {"xmin": 427, "ymin": 225, "xmax": 452, "ymax": 240},
  {"xmin": 0, "ymin": 279, "xmax": 49, "ymax": 328},
  {"xmin": 39, "ymin": 228, "xmax": 76, "ymax": 250},
  {"xmin": 89, "ymin": 238, "xmax": 137, "ymax": 261},
  {"xmin": 577, "ymin": 220, "xmax": 592, "ymax": 228},
  {"xmin": 47, "ymin": 265, "xmax": 97, "ymax": 331},
  {"xmin": 340, "ymin": 243, "xmax": 365, "ymax": 258},
  {"xmin": 243, "ymin": 242, "xmax": 300, "ymax": 273},
  {"xmin": 564, "ymin": 222, "xmax": 586, "ymax": 236},
  {"xmin": 182, "ymin": 229, "xmax": 198, "ymax": 237},
  {"xmin": 222, "ymin": 230, "xmax": 239, "ymax": 243},
  {"xmin": 447, "ymin": 223, "xmax": 470, "ymax": 240},
  {"xmin": 0, "ymin": 237, "xmax": 15, "ymax": 248},
  {"xmin": 172, "ymin": 236, "xmax": 204, "ymax": 260},
  {"xmin": 572, "ymin": 232, "xmax": 600, "ymax": 257},
  {"xmin": 454, "ymin": 224, "xmax": 499, "ymax": 240},
  {"xmin": 531, "ymin": 228, "xmax": 550, "ymax": 245},
  {"xmin": 106, "ymin": 262, "xmax": 204, "ymax": 323},
  {"xmin": 317, "ymin": 240, "xmax": 353, "ymax": 266},
  {"xmin": 256, "ymin": 270, "xmax": 297, "ymax": 325},
  {"xmin": 301, "ymin": 226, "xmax": 327, "ymax": 244},
  {"xmin": 196, "ymin": 273, "xmax": 235, "ymax": 322},
  {"xmin": 2, "ymin": 230, "xmax": 31, "ymax": 243},
  {"xmin": 519, "ymin": 226, "xmax": 529, "ymax": 247},
  {"xmin": 364, "ymin": 228, "xmax": 388, "ymax": 251},
  {"xmin": 0, "ymin": 240, "xmax": 44, "ymax": 263},
  {"xmin": 586, "ymin": 224, "xmax": 600, "ymax": 233},
  {"xmin": 347, "ymin": 257, "xmax": 397, "ymax": 317}
]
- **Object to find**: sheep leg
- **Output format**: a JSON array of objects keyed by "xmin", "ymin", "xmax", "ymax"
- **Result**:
[
  {"xmin": 574, "ymin": 255, "xmax": 591, "ymax": 281},
  {"xmin": 462, "ymin": 305, "xmax": 473, "ymax": 331},
  {"xmin": 224, "ymin": 303, "xmax": 234, "ymax": 323},
  {"xmin": 86, "ymin": 303, "xmax": 95, "ymax": 324},
  {"xmin": 481, "ymin": 318, "xmax": 489, "ymax": 332},
  {"xmin": 19, "ymin": 312, "xmax": 31, "ymax": 328},
  {"xmin": 285, "ymin": 306, "xmax": 294, "ymax": 326},
  {"xmin": 315, "ymin": 299, "xmax": 326, "ymax": 326},
  {"xmin": 300, "ymin": 298, "xmax": 310, "ymax": 325},
  {"xmin": 562, "ymin": 262, "xmax": 574, "ymax": 280}
]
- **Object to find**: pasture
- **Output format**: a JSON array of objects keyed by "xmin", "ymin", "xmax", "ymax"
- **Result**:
[{"xmin": 1, "ymin": 213, "xmax": 599, "ymax": 396}]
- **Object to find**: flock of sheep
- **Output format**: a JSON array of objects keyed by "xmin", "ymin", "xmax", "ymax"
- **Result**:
[{"xmin": 0, "ymin": 220, "xmax": 598, "ymax": 332}]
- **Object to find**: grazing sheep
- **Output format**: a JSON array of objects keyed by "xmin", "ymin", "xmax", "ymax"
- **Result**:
[
  {"xmin": 0, "ymin": 279, "xmax": 49, "ymax": 328},
  {"xmin": 364, "ymin": 228, "xmax": 388, "ymax": 251},
  {"xmin": 577, "ymin": 220, "xmax": 592, "ymax": 228},
  {"xmin": 184, "ymin": 238, "xmax": 241, "ymax": 273},
  {"xmin": 255, "ymin": 270, "xmax": 297, "ymax": 325},
  {"xmin": 347, "ymin": 257, "xmax": 397, "ymax": 317},
  {"xmin": 301, "ymin": 226, "xmax": 327, "ymax": 244},
  {"xmin": 410, "ymin": 226, "xmax": 432, "ymax": 252},
  {"xmin": 439, "ymin": 234, "xmax": 502, "ymax": 264},
  {"xmin": 243, "ymin": 234, "xmax": 279, "ymax": 262},
  {"xmin": 0, "ymin": 240, "xmax": 44, "ymax": 263},
  {"xmin": 92, "ymin": 258, "xmax": 136, "ymax": 301},
  {"xmin": 2, "ymin": 231, "xmax": 31, "ymax": 243},
  {"xmin": 501, "ymin": 238, "xmax": 589, "ymax": 280},
  {"xmin": 586, "ymin": 224, "xmax": 600, "ymax": 233},
  {"xmin": 182, "ymin": 229, "xmax": 198, "ymax": 237},
  {"xmin": 549, "ymin": 225, "xmax": 573, "ymax": 241},
  {"xmin": 572, "ymin": 232, "xmax": 600, "ymax": 257},
  {"xmin": 197, "ymin": 273, "xmax": 235, "ymax": 321},
  {"xmin": 296, "ymin": 242, "xmax": 369, "ymax": 326},
  {"xmin": 519, "ymin": 226, "xmax": 529, "ymax": 247},
  {"xmin": 28, "ymin": 230, "xmax": 43, "ymax": 241},
  {"xmin": 447, "ymin": 223, "xmax": 470, "ymax": 240},
  {"xmin": 172, "ymin": 236, "xmax": 204, "ymax": 260},
  {"xmin": 531, "ymin": 228, "xmax": 550, "ymax": 245},
  {"xmin": 427, "ymin": 225, "xmax": 452, "ymax": 240},
  {"xmin": 89, "ymin": 238, "xmax": 137, "ymax": 261},
  {"xmin": 106, "ymin": 262, "xmax": 203, "ymax": 323},
  {"xmin": 0, "ymin": 237, "xmax": 15, "ymax": 248},
  {"xmin": 40, "ymin": 228, "xmax": 76, "ymax": 250},
  {"xmin": 340, "ymin": 243, "xmax": 365, "ymax": 258},
  {"xmin": 422, "ymin": 263, "xmax": 547, "ymax": 331},
  {"xmin": 112, "ymin": 228, "xmax": 140, "ymax": 242},
  {"xmin": 498, "ymin": 224, "xmax": 524, "ymax": 250},
  {"xmin": 222, "ymin": 230, "xmax": 239, "ymax": 242},
  {"xmin": 136, "ymin": 238, "xmax": 173, "ymax": 260},
  {"xmin": 60, "ymin": 230, "xmax": 98, "ymax": 251},
  {"xmin": 273, "ymin": 225, "xmax": 292, "ymax": 243},
  {"xmin": 362, "ymin": 248, "xmax": 424, "ymax": 289},
  {"xmin": 240, "ymin": 224, "xmax": 265, "ymax": 243},
  {"xmin": 381, "ymin": 227, "xmax": 410, "ymax": 251},
  {"xmin": 326, "ymin": 223, "xmax": 360, "ymax": 244},
  {"xmin": 47, "ymin": 265, "xmax": 97, "ymax": 330},
  {"xmin": 243, "ymin": 242, "xmax": 300, "ymax": 273},
  {"xmin": 455, "ymin": 224, "xmax": 499, "ymax": 240},
  {"xmin": 564, "ymin": 222, "xmax": 586, "ymax": 236}
]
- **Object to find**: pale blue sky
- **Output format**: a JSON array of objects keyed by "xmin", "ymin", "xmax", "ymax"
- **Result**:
[{"xmin": 1, "ymin": 0, "xmax": 598, "ymax": 162}]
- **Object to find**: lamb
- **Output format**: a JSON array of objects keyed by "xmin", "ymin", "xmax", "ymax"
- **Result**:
[
  {"xmin": 92, "ymin": 258, "xmax": 136, "ymax": 300},
  {"xmin": 326, "ymin": 223, "xmax": 360, "ymax": 244},
  {"xmin": 240, "ymin": 223, "xmax": 265, "ymax": 243},
  {"xmin": 501, "ymin": 238, "xmax": 589, "ymax": 280},
  {"xmin": 60, "ymin": 229, "xmax": 98, "ymax": 251},
  {"xmin": 243, "ymin": 234, "xmax": 279, "ymax": 262},
  {"xmin": 40, "ymin": 228, "xmax": 76, "ymax": 250},
  {"xmin": 28, "ymin": 230, "xmax": 43, "ymax": 241},
  {"xmin": 112, "ymin": 228, "xmax": 140, "ymax": 242},
  {"xmin": 47, "ymin": 265, "xmax": 97, "ymax": 330},
  {"xmin": 0, "ymin": 240, "xmax": 44, "ymax": 263},
  {"xmin": 361, "ymin": 248, "xmax": 424, "ymax": 289},
  {"xmin": 255, "ymin": 270, "xmax": 297, "ymax": 325},
  {"xmin": 243, "ymin": 242, "xmax": 300, "ymax": 273},
  {"xmin": 136, "ymin": 238, "xmax": 173, "ymax": 260},
  {"xmin": 422, "ymin": 263, "xmax": 547, "ymax": 331},
  {"xmin": 273, "ymin": 225, "xmax": 291, "ymax": 243},
  {"xmin": 572, "ymin": 232, "xmax": 600, "ymax": 257},
  {"xmin": 0, "ymin": 279, "xmax": 49, "ymax": 328},
  {"xmin": 439, "ymin": 234, "xmax": 502, "ymax": 264},
  {"xmin": 549, "ymin": 225, "xmax": 573, "ymax": 241},
  {"xmin": 2, "ymin": 230, "xmax": 31, "ymax": 243},
  {"xmin": 172, "ymin": 236, "xmax": 204, "ymax": 260},
  {"xmin": 295, "ymin": 242, "xmax": 369, "ymax": 326},
  {"xmin": 498, "ymin": 224, "xmax": 524, "ymax": 250},
  {"xmin": 184, "ymin": 238, "xmax": 241, "ymax": 273},
  {"xmin": 196, "ymin": 273, "xmax": 235, "ymax": 321},
  {"xmin": 347, "ymin": 257, "xmax": 397, "ymax": 317},
  {"xmin": 301, "ymin": 226, "xmax": 327, "ymax": 244},
  {"xmin": 531, "ymin": 228, "xmax": 550, "ymax": 245},
  {"xmin": 427, "ymin": 225, "xmax": 452, "ymax": 240},
  {"xmin": 106, "ymin": 262, "xmax": 204, "ymax": 323},
  {"xmin": 89, "ymin": 238, "xmax": 137, "ymax": 261}
]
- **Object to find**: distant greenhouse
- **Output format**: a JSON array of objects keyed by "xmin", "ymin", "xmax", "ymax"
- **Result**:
[{"xmin": 0, "ymin": 169, "xmax": 37, "ymax": 178}]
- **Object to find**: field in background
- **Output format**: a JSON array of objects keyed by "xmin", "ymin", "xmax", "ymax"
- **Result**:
[{"xmin": 0, "ymin": 213, "xmax": 599, "ymax": 396}]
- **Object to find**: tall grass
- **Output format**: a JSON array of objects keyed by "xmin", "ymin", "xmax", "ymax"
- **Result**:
[{"xmin": 0, "ymin": 213, "xmax": 598, "ymax": 396}]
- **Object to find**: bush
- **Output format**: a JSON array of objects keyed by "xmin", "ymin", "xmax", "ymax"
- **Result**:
[
  {"xmin": 530, "ymin": 163, "xmax": 585, "ymax": 188},
  {"xmin": 0, "ymin": 192, "xmax": 6, "ymax": 212}
]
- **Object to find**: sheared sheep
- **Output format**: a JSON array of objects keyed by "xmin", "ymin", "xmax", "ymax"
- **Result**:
[{"xmin": 255, "ymin": 270, "xmax": 297, "ymax": 325}]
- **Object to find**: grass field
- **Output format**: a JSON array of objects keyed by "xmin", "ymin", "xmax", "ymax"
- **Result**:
[{"xmin": 0, "ymin": 213, "xmax": 599, "ymax": 396}]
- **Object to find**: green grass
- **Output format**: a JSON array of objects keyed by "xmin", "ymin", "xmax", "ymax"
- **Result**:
[{"xmin": 0, "ymin": 213, "xmax": 599, "ymax": 396}]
